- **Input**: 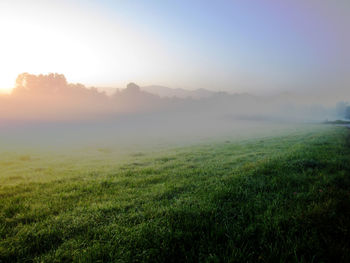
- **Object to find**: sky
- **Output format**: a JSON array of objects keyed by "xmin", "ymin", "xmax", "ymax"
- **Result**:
[{"xmin": 0, "ymin": 0, "xmax": 349, "ymax": 94}]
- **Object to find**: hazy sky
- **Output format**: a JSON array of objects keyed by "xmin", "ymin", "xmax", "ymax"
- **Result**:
[{"xmin": 0, "ymin": 0, "xmax": 349, "ymax": 94}]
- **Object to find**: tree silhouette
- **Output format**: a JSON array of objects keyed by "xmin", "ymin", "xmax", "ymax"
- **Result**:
[{"xmin": 13, "ymin": 73, "xmax": 68, "ymax": 95}]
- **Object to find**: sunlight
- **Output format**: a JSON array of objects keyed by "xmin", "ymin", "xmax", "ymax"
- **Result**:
[
  {"xmin": 1, "ymin": 1, "xmax": 350, "ymax": 261},
  {"xmin": 0, "ymin": 0, "xmax": 166, "ymax": 91},
  {"xmin": 0, "ymin": 8, "xmax": 95, "ymax": 91}
]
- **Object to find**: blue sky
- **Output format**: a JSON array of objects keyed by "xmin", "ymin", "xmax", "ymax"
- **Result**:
[
  {"xmin": 0, "ymin": 0, "xmax": 349, "ymax": 94},
  {"xmin": 94, "ymin": 0, "xmax": 349, "ymax": 91}
]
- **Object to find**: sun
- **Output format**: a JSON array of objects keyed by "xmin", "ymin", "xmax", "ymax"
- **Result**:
[
  {"xmin": 0, "ymin": 0, "xmax": 167, "ymax": 92},
  {"xmin": 0, "ymin": 9, "xmax": 96, "ymax": 92}
]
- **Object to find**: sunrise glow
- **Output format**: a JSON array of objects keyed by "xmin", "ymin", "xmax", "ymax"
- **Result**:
[
  {"xmin": 0, "ymin": 0, "xmax": 170, "ymax": 91},
  {"xmin": 0, "ymin": 0, "xmax": 349, "ymax": 93},
  {"xmin": 1, "ymin": 1, "xmax": 350, "ymax": 262}
]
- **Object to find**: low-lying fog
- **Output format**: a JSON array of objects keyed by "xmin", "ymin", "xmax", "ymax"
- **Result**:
[{"xmin": 0, "ymin": 73, "xmax": 347, "ymax": 152}]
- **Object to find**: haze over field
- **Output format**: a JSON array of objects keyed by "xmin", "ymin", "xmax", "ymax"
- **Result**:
[
  {"xmin": 2, "ymin": 1, "xmax": 350, "ymax": 262},
  {"xmin": 0, "ymin": 0, "xmax": 349, "ymax": 126},
  {"xmin": 0, "ymin": 72, "xmax": 342, "ymax": 151},
  {"xmin": 0, "ymin": 0, "xmax": 348, "ymax": 155}
]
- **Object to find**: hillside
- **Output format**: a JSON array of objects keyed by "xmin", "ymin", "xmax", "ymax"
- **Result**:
[{"xmin": 140, "ymin": 85, "xmax": 215, "ymax": 99}]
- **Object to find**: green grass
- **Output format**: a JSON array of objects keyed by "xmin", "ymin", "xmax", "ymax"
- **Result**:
[{"xmin": 1, "ymin": 125, "xmax": 350, "ymax": 262}]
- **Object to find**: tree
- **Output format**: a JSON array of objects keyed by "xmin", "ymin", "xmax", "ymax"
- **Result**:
[
  {"xmin": 345, "ymin": 106, "xmax": 350, "ymax": 119},
  {"xmin": 13, "ymin": 73, "xmax": 67, "ymax": 95},
  {"xmin": 335, "ymin": 101, "xmax": 348, "ymax": 118}
]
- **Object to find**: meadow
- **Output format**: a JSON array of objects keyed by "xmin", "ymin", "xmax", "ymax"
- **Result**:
[{"xmin": 1, "ymin": 124, "xmax": 350, "ymax": 262}]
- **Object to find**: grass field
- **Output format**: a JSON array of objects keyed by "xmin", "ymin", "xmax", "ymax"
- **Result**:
[{"xmin": 1, "ymin": 124, "xmax": 350, "ymax": 262}]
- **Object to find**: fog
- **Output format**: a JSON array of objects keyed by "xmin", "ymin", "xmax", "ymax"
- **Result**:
[{"xmin": 0, "ymin": 73, "xmax": 345, "ymax": 151}]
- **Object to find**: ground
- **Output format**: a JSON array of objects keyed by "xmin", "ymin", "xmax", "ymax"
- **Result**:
[{"xmin": 1, "ymin": 124, "xmax": 350, "ymax": 262}]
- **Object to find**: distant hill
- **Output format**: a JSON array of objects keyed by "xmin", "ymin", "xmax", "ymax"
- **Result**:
[
  {"xmin": 4, "ymin": 73, "xmax": 335, "ymax": 122},
  {"xmin": 141, "ymin": 85, "xmax": 215, "ymax": 99}
]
